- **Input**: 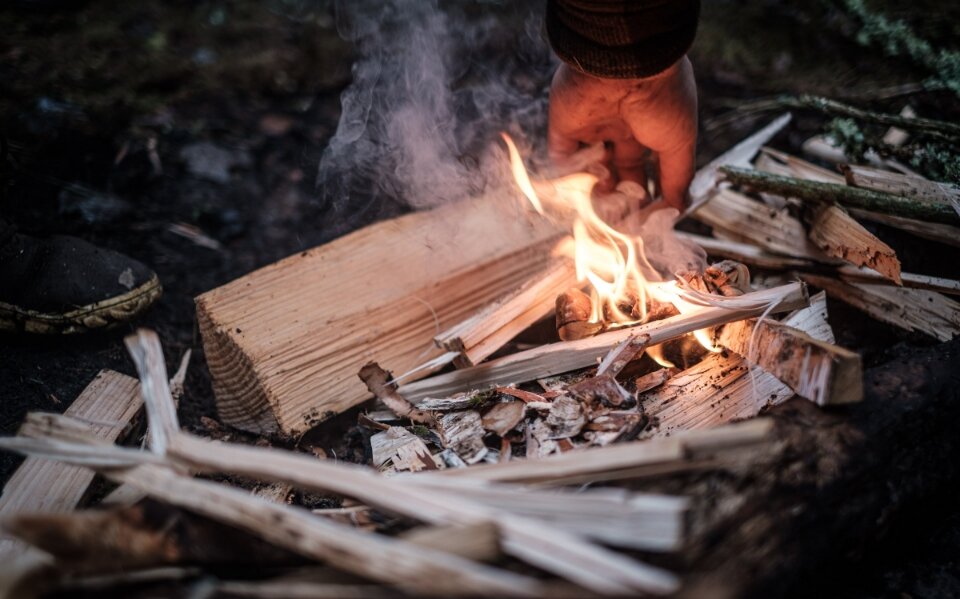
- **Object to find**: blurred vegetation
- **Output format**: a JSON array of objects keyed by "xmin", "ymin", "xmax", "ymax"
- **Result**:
[{"xmin": 0, "ymin": 0, "xmax": 352, "ymax": 133}]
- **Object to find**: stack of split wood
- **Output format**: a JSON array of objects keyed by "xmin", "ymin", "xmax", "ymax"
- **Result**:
[
  {"xmin": 2, "ymin": 109, "xmax": 959, "ymax": 597},
  {"xmin": 0, "ymin": 330, "xmax": 777, "ymax": 597}
]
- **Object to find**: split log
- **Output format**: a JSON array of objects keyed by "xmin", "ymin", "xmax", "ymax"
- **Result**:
[
  {"xmin": 713, "ymin": 318, "xmax": 862, "ymax": 406},
  {"xmin": 196, "ymin": 194, "xmax": 565, "ymax": 435},
  {"xmin": 409, "ymin": 480, "xmax": 687, "ymax": 552},
  {"xmin": 3, "ymin": 500, "xmax": 304, "ymax": 573},
  {"xmin": 720, "ymin": 166, "xmax": 960, "ymax": 225},
  {"xmin": 800, "ymin": 274, "xmax": 960, "ymax": 342},
  {"xmin": 435, "ymin": 259, "xmax": 578, "ymax": 366},
  {"xmin": 398, "ymin": 283, "xmax": 809, "ymax": 403},
  {"xmin": 806, "ymin": 204, "xmax": 901, "ymax": 284},
  {"xmin": 847, "ymin": 207, "xmax": 960, "ymax": 248},
  {"xmin": 401, "ymin": 522, "xmax": 500, "ymax": 563},
  {"xmin": 781, "ymin": 291, "xmax": 834, "ymax": 343},
  {"xmin": 802, "ymin": 134, "xmax": 918, "ymax": 175}
]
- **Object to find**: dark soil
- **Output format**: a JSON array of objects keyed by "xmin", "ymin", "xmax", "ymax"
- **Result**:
[{"xmin": 2, "ymin": 1, "xmax": 959, "ymax": 597}]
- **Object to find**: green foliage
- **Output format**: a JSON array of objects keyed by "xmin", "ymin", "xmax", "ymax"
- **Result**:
[
  {"xmin": 833, "ymin": 0, "xmax": 960, "ymax": 95},
  {"xmin": 826, "ymin": 118, "xmax": 867, "ymax": 162},
  {"xmin": 824, "ymin": 117, "xmax": 960, "ymax": 184}
]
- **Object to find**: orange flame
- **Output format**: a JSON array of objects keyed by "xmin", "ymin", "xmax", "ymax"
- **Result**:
[{"xmin": 503, "ymin": 133, "xmax": 721, "ymax": 355}]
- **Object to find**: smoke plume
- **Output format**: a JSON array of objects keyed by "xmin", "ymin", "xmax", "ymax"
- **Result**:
[{"xmin": 318, "ymin": 0, "xmax": 556, "ymax": 234}]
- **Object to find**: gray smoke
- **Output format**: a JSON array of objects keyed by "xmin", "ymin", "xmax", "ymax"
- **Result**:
[{"xmin": 318, "ymin": 0, "xmax": 556, "ymax": 233}]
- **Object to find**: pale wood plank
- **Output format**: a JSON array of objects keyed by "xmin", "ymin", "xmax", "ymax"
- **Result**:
[{"xmin": 197, "ymin": 194, "xmax": 565, "ymax": 435}]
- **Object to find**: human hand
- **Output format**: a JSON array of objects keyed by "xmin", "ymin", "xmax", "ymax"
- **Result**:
[{"xmin": 548, "ymin": 57, "xmax": 698, "ymax": 211}]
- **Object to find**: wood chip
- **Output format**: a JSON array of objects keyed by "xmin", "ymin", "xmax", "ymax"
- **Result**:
[
  {"xmin": 436, "ymin": 412, "xmax": 488, "ymax": 465},
  {"xmin": 481, "ymin": 402, "xmax": 527, "ymax": 437}
]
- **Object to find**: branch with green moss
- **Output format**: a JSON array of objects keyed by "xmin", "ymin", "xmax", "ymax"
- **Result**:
[
  {"xmin": 711, "ymin": 95, "xmax": 960, "ymax": 141},
  {"xmin": 719, "ymin": 166, "xmax": 960, "ymax": 225}
]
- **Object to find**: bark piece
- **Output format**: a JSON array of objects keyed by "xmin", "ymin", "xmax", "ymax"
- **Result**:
[
  {"xmin": 634, "ymin": 369, "xmax": 674, "ymax": 394},
  {"xmin": 567, "ymin": 375, "xmax": 634, "ymax": 408},
  {"xmin": 370, "ymin": 427, "xmax": 439, "ymax": 472},
  {"xmin": 196, "ymin": 194, "xmax": 565, "ymax": 435},
  {"xmin": 481, "ymin": 402, "xmax": 526, "ymax": 437},
  {"xmin": 358, "ymin": 363, "xmax": 433, "ymax": 424},
  {"xmin": 556, "ymin": 287, "xmax": 602, "ymax": 341},
  {"xmin": 399, "ymin": 283, "xmax": 809, "ymax": 403},
  {"xmin": 801, "ymin": 274, "xmax": 960, "ymax": 342},
  {"xmin": 435, "ymin": 411, "xmax": 488, "ymax": 465},
  {"xmin": 416, "ymin": 389, "xmax": 497, "ymax": 412},
  {"xmin": 543, "ymin": 395, "xmax": 586, "ymax": 439}
]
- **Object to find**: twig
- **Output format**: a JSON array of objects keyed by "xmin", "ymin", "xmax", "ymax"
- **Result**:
[{"xmin": 720, "ymin": 166, "xmax": 960, "ymax": 225}]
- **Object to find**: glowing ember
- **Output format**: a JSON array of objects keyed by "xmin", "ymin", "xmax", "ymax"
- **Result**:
[{"xmin": 502, "ymin": 133, "xmax": 722, "ymax": 355}]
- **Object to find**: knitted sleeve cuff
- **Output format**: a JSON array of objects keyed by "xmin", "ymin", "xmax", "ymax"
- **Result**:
[{"xmin": 546, "ymin": 0, "xmax": 700, "ymax": 79}]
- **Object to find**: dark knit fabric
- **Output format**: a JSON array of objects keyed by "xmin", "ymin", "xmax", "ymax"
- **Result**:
[{"xmin": 546, "ymin": 0, "xmax": 700, "ymax": 79}]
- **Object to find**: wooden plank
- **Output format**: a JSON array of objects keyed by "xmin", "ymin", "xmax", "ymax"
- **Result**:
[
  {"xmin": 432, "ymin": 419, "xmax": 773, "ymax": 486},
  {"xmin": 399, "ymin": 283, "xmax": 809, "ymax": 403},
  {"xmin": 801, "ymin": 274, "xmax": 960, "ymax": 342},
  {"xmin": 639, "ymin": 352, "xmax": 793, "ymax": 439},
  {"xmin": 435, "ymin": 259, "xmax": 577, "ymax": 366},
  {"xmin": 0, "ymin": 370, "xmax": 141, "ymax": 516},
  {"xmin": 196, "ymin": 194, "xmax": 565, "ymax": 435}
]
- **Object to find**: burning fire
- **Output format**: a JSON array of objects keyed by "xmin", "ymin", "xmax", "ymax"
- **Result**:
[{"xmin": 501, "ymin": 133, "xmax": 722, "ymax": 362}]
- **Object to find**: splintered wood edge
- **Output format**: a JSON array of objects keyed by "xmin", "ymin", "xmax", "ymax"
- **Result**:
[{"xmin": 400, "ymin": 283, "xmax": 809, "ymax": 403}]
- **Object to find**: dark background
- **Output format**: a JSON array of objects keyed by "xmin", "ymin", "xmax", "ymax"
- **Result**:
[{"xmin": 1, "ymin": 1, "xmax": 959, "ymax": 596}]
